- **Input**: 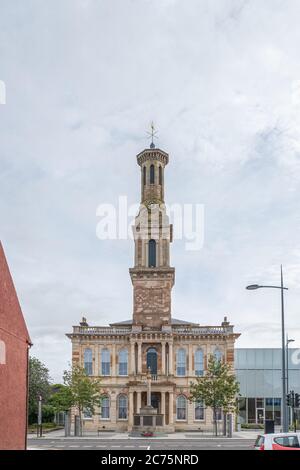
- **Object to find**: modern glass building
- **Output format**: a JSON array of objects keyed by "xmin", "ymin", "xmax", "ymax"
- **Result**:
[{"xmin": 235, "ymin": 349, "xmax": 300, "ymax": 425}]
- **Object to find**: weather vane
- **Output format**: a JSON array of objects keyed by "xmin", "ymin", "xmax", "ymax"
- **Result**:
[{"xmin": 147, "ymin": 121, "xmax": 158, "ymax": 149}]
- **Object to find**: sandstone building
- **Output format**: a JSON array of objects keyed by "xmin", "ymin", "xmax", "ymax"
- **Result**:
[{"xmin": 67, "ymin": 143, "xmax": 240, "ymax": 432}]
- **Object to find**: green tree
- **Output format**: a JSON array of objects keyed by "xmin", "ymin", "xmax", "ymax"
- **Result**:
[
  {"xmin": 28, "ymin": 356, "xmax": 52, "ymax": 424},
  {"xmin": 62, "ymin": 364, "xmax": 102, "ymax": 435},
  {"xmin": 190, "ymin": 356, "xmax": 240, "ymax": 436},
  {"xmin": 49, "ymin": 384, "xmax": 73, "ymax": 414}
]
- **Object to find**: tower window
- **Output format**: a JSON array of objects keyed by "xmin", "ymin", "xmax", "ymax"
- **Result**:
[
  {"xmin": 143, "ymin": 166, "xmax": 146, "ymax": 186},
  {"xmin": 159, "ymin": 166, "xmax": 162, "ymax": 185},
  {"xmin": 148, "ymin": 239, "xmax": 156, "ymax": 267},
  {"xmin": 150, "ymin": 164, "xmax": 155, "ymax": 184}
]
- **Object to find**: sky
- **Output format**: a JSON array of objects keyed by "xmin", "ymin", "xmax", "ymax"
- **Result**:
[{"xmin": 1, "ymin": 0, "xmax": 300, "ymax": 382}]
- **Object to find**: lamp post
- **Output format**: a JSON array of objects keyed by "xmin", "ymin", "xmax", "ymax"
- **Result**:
[{"xmin": 246, "ymin": 265, "xmax": 289, "ymax": 432}]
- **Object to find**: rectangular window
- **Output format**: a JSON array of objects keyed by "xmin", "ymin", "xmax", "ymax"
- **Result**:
[
  {"xmin": 101, "ymin": 362, "xmax": 110, "ymax": 376},
  {"xmin": 100, "ymin": 397, "xmax": 110, "ymax": 419},
  {"xmin": 214, "ymin": 408, "xmax": 222, "ymax": 421},
  {"xmin": 83, "ymin": 408, "xmax": 92, "ymax": 419},
  {"xmin": 195, "ymin": 401, "xmax": 204, "ymax": 420},
  {"xmin": 119, "ymin": 362, "xmax": 128, "ymax": 376},
  {"xmin": 85, "ymin": 363, "xmax": 93, "ymax": 376}
]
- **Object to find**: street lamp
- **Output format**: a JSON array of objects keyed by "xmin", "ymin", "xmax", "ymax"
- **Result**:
[{"xmin": 246, "ymin": 265, "xmax": 289, "ymax": 432}]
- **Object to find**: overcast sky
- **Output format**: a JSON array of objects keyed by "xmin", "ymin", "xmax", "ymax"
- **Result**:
[{"xmin": 1, "ymin": 0, "xmax": 300, "ymax": 382}]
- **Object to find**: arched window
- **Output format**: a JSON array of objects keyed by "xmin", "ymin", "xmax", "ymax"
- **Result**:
[
  {"xmin": 176, "ymin": 395, "xmax": 187, "ymax": 420},
  {"xmin": 100, "ymin": 396, "xmax": 110, "ymax": 419},
  {"xmin": 214, "ymin": 349, "xmax": 223, "ymax": 363},
  {"xmin": 176, "ymin": 348, "xmax": 186, "ymax": 376},
  {"xmin": 159, "ymin": 166, "xmax": 162, "ymax": 185},
  {"xmin": 118, "ymin": 394, "xmax": 128, "ymax": 419},
  {"xmin": 84, "ymin": 348, "xmax": 93, "ymax": 376},
  {"xmin": 195, "ymin": 401, "xmax": 205, "ymax": 420},
  {"xmin": 148, "ymin": 239, "xmax": 156, "ymax": 267},
  {"xmin": 143, "ymin": 166, "xmax": 146, "ymax": 186},
  {"xmin": 118, "ymin": 349, "xmax": 128, "ymax": 376},
  {"xmin": 195, "ymin": 349, "xmax": 204, "ymax": 376},
  {"xmin": 147, "ymin": 348, "xmax": 158, "ymax": 375},
  {"xmin": 150, "ymin": 164, "xmax": 155, "ymax": 184},
  {"xmin": 101, "ymin": 349, "xmax": 110, "ymax": 376}
]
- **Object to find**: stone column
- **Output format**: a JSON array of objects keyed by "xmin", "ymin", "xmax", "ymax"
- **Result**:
[
  {"xmin": 161, "ymin": 391, "xmax": 166, "ymax": 426},
  {"xmin": 161, "ymin": 342, "xmax": 166, "ymax": 375},
  {"xmin": 188, "ymin": 344, "xmax": 193, "ymax": 377},
  {"xmin": 130, "ymin": 342, "xmax": 135, "ymax": 375},
  {"xmin": 112, "ymin": 343, "xmax": 116, "ymax": 376},
  {"xmin": 111, "ymin": 392, "xmax": 117, "ymax": 425},
  {"xmin": 169, "ymin": 343, "xmax": 174, "ymax": 375},
  {"xmin": 137, "ymin": 342, "xmax": 142, "ymax": 374},
  {"xmin": 128, "ymin": 391, "xmax": 134, "ymax": 428},
  {"xmin": 169, "ymin": 391, "xmax": 174, "ymax": 425},
  {"xmin": 137, "ymin": 391, "xmax": 142, "ymax": 414}
]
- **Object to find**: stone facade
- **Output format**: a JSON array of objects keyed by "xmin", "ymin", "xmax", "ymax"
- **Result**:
[{"xmin": 66, "ymin": 144, "xmax": 240, "ymax": 433}]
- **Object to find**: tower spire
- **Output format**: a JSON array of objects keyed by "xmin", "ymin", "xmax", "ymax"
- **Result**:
[{"xmin": 147, "ymin": 121, "xmax": 158, "ymax": 149}]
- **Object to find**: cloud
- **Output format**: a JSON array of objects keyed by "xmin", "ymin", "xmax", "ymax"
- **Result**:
[{"xmin": 1, "ymin": 0, "xmax": 300, "ymax": 381}]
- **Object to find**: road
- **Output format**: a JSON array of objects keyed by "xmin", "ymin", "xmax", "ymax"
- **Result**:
[{"xmin": 28, "ymin": 438, "xmax": 254, "ymax": 450}]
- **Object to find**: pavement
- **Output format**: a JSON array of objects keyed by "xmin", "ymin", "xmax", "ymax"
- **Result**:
[
  {"xmin": 28, "ymin": 428, "xmax": 259, "ymax": 440},
  {"xmin": 28, "ymin": 437, "xmax": 254, "ymax": 450},
  {"xmin": 27, "ymin": 429, "xmax": 257, "ymax": 450}
]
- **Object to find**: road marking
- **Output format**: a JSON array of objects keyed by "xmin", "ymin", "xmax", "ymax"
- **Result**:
[
  {"xmin": 83, "ymin": 445, "xmax": 92, "ymax": 448},
  {"xmin": 111, "ymin": 445, "xmax": 121, "ymax": 448},
  {"xmin": 69, "ymin": 445, "xmax": 79, "ymax": 448},
  {"xmin": 147, "ymin": 445, "xmax": 151, "ymax": 450}
]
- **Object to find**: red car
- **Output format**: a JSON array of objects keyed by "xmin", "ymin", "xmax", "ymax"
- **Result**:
[{"xmin": 254, "ymin": 433, "xmax": 300, "ymax": 450}]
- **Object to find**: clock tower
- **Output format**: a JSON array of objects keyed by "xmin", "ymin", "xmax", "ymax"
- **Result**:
[{"xmin": 129, "ymin": 143, "xmax": 175, "ymax": 330}]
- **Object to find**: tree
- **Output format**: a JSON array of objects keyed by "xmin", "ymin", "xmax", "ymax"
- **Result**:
[
  {"xmin": 28, "ymin": 356, "xmax": 52, "ymax": 424},
  {"xmin": 62, "ymin": 364, "xmax": 102, "ymax": 435},
  {"xmin": 190, "ymin": 356, "xmax": 240, "ymax": 436},
  {"xmin": 49, "ymin": 384, "xmax": 73, "ymax": 414}
]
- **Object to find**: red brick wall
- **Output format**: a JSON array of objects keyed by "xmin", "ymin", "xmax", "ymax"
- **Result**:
[{"xmin": 0, "ymin": 243, "xmax": 31, "ymax": 450}]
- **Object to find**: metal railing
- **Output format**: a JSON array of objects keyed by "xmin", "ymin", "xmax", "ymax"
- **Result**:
[
  {"xmin": 173, "ymin": 326, "xmax": 233, "ymax": 335},
  {"xmin": 72, "ymin": 326, "xmax": 131, "ymax": 335}
]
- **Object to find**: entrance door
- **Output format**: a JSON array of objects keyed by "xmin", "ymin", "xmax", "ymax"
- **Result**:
[
  {"xmin": 256, "ymin": 408, "xmax": 265, "ymax": 424},
  {"xmin": 151, "ymin": 393, "xmax": 160, "ymax": 412}
]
